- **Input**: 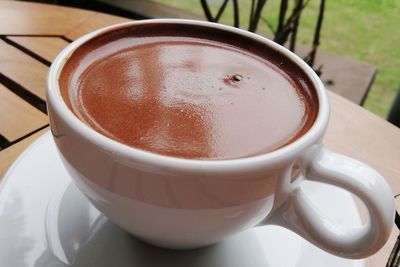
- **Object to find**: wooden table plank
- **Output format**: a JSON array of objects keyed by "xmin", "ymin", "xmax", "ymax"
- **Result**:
[
  {"xmin": 294, "ymin": 45, "xmax": 376, "ymax": 105},
  {"xmin": 318, "ymin": 51, "xmax": 376, "ymax": 105},
  {"xmin": 0, "ymin": 84, "xmax": 48, "ymax": 142},
  {"xmin": 0, "ymin": 1, "xmax": 94, "ymax": 35},
  {"xmin": 7, "ymin": 37, "xmax": 70, "ymax": 62},
  {"xmin": 65, "ymin": 13, "xmax": 130, "ymax": 41},
  {"xmin": 0, "ymin": 39, "xmax": 48, "ymax": 100},
  {"xmin": 325, "ymin": 91, "xmax": 400, "ymax": 195},
  {"xmin": 97, "ymin": 0, "xmax": 203, "ymax": 20},
  {"xmin": 0, "ymin": 127, "xmax": 49, "ymax": 179}
]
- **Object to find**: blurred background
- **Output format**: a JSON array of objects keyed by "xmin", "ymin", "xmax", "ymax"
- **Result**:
[{"xmin": 19, "ymin": 0, "xmax": 400, "ymax": 120}]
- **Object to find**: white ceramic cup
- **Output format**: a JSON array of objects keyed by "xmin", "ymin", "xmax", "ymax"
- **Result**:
[{"xmin": 47, "ymin": 19, "xmax": 394, "ymax": 259}]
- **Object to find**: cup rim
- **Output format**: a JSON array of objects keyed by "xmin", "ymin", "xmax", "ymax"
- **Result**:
[{"xmin": 47, "ymin": 19, "xmax": 329, "ymax": 173}]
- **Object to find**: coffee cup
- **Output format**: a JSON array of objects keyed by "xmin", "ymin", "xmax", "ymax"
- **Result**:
[{"xmin": 46, "ymin": 19, "xmax": 394, "ymax": 259}]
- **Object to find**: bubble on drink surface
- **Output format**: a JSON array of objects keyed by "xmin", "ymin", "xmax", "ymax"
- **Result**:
[
  {"xmin": 233, "ymin": 74, "xmax": 243, "ymax": 81},
  {"xmin": 224, "ymin": 74, "xmax": 244, "ymax": 87}
]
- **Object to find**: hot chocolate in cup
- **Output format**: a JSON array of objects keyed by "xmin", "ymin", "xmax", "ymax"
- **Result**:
[{"xmin": 47, "ymin": 19, "xmax": 394, "ymax": 259}]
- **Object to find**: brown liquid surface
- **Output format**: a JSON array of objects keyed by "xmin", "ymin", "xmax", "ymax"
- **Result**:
[{"xmin": 60, "ymin": 25, "xmax": 318, "ymax": 159}]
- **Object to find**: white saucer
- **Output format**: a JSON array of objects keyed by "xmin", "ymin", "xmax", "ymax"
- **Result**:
[{"xmin": 0, "ymin": 132, "xmax": 365, "ymax": 267}]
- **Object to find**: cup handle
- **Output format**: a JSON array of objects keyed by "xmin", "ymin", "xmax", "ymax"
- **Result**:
[{"xmin": 267, "ymin": 145, "xmax": 395, "ymax": 259}]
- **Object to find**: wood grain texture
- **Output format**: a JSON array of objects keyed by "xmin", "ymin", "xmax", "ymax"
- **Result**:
[
  {"xmin": 0, "ymin": 39, "xmax": 48, "ymax": 100},
  {"xmin": 66, "ymin": 12, "xmax": 130, "ymax": 41},
  {"xmin": 7, "ymin": 36, "xmax": 69, "ymax": 62},
  {"xmin": 0, "ymin": 1, "xmax": 93, "ymax": 35},
  {"xmin": 0, "ymin": 84, "xmax": 48, "ymax": 142},
  {"xmin": 0, "ymin": 127, "xmax": 49, "ymax": 179}
]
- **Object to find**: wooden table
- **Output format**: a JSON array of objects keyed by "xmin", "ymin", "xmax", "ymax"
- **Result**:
[{"xmin": 0, "ymin": 1, "xmax": 399, "ymax": 266}]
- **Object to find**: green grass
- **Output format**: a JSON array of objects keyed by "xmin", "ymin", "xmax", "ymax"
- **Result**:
[{"xmin": 154, "ymin": 0, "xmax": 400, "ymax": 118}]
